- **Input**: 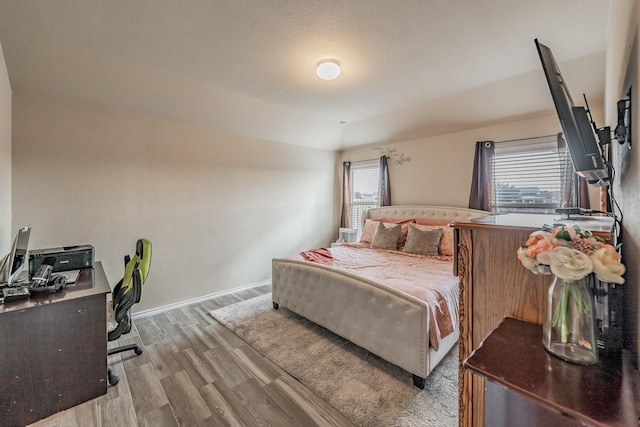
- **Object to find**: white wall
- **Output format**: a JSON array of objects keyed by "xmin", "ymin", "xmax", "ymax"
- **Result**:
[
  {"xmin": 12, "ymin": 94, "xmax": 338, "ymax": 312},
  {"xmin": 0, "ymin": 41, "xmax": 11, "ymax": 255},
  {"xmin": 341, "ymin": 112, "xmax": 602, "ymax": 208}
]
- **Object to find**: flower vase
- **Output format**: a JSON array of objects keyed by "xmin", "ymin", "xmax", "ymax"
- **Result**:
[{"xmin": 542, "ymin": 275, "xmax": 598, "ymax": 365}]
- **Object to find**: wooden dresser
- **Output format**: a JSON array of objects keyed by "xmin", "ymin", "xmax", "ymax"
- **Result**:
[
  {"xmin": 464, "ymin": 318, "xmax": 637, "ymax": 427},
  {"xmin": 452, "ymin": 213, "xmax": 615, "ymax": 427}
]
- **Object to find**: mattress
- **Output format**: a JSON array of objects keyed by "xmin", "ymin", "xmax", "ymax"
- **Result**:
[{"xmin": 297, "ymin": 244, "xmax": 458, "ymax": 350}]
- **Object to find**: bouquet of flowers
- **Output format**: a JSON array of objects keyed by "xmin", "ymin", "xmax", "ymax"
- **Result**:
[
  {"xmin": 518, "ymin": 224, "xmax": 625, "ymax": 361},
  {"xmin": 517, "ymin": 224, "xmax": 625, "ymax": 284}
]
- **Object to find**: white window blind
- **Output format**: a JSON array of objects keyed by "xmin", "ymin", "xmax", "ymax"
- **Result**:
[
  {"xmin": 494, "ymin": 136, "xmax": 562, "ymax": 214},
  {"xmin": 351, "ymin": 161, "xmax": 379, "ymax": 229}
]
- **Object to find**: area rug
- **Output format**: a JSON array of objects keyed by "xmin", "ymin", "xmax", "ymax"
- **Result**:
[{"xmin": 209, "ymin": 293, "xmax": 458, "ymax": 427}]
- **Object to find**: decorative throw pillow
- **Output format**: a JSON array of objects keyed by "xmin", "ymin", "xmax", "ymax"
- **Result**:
[
  {"xmin": 371, "ymin": 222, "xmax": 401, "ymax": 250},
  {"xmin": 403, "ymin": 224, "xmax": 443, "ymax": 256},
  {"xmin": 360, "ymin": 219, "xmax": 379, "ymax": 244},
  {"xmin": 414, "ymin": 224, "xmax": 454, "ymax": 256},
  {"xmin": 360, "ymin": 219, "xmax": 412, "ymax": 248},
  {"xmin": 438, "ymin": 227, "xmax": 454, "ymax": 256},
  {"xmin": 380, "ymin": 218, "xmax": 414, "ymax": 249}
]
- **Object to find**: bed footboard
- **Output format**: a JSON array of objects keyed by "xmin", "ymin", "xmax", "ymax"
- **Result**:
[{"xmin": 272, "ymin": 258, "xmax": 431, "ymax": 380}]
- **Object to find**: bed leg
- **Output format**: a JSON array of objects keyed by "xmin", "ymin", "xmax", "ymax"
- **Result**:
[
  {"xmin": 273, "ymin": 301, "xmax": 279, "ymax": 310},
  {"xmin": 412, "ymin": 374, "xmax": 426, "ymax": 389}
]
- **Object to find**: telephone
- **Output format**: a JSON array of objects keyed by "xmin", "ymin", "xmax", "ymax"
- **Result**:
[
  {"xmin": 31, "ymin": 256, "xmax": 55, "ymax": 286},
  {"xmin": 28, "ymin": 256, "xmax": 67, "ymax": 294}
]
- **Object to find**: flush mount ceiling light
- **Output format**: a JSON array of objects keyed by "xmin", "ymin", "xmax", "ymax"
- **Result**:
[{"xmin": 316, "ymin": 60, "xmax": 341, "ymax": 80}]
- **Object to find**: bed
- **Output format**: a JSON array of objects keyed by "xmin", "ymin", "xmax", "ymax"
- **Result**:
[{"xmin": 272, "ymin": 205, "xmax": 487, "ymax": 388}]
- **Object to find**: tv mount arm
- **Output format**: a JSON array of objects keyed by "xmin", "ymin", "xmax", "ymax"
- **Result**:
[
  {"xmin": 583, "ymin": 91, "xmax": 632, "ymax": 149},
  {"xmin": 615, "ymin": 91, "xmax": 632, "ymax": 148},
  {"xmin": 583, "ymin": 94, "xmax": 611, "ymax": 148}
]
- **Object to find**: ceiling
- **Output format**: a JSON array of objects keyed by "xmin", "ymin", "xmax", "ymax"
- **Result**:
[{"xmin": 0, "ymin": 0, "xmax": 610, "ymax": 151}]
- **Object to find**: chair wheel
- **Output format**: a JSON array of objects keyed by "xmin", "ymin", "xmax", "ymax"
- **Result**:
[
  {"xmin": 134, "ymin": 346, "xmax": 143, "ymax": 356},
  {"xmin": 108, "ymin": 369, "xmax": 119, "ymax": 386}
]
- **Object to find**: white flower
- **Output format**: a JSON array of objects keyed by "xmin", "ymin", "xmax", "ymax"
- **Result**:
[
  {"xmin": 536, "ymin": 250, "xmax": 553, "ymax": 266},
  {"xmin": 548, "ymin": 246, "xmax": 593, "ymax": 281},
  {"xmin": 590, "ymin": 247, "xmax": 625, "ymax": 284}
]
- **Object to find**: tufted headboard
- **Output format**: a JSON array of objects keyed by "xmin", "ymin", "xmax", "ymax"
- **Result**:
[{"xmin": 361, "ymin": 205, "xmax": 488, "ymax": 227}]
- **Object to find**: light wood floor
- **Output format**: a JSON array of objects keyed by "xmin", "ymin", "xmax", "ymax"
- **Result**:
[{"xmin": 30, "ymin": 284, "xmax": 355, "ymax": 427}]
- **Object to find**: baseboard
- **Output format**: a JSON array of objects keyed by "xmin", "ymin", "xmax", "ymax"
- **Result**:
[{"xmin": 132, "ymin": 280, "xmax": 271, "ymax": 319}]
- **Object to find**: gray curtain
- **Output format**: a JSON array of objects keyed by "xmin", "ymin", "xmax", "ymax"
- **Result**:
[
  {"xmin": 340, "ymin": 161, "xmax": 352, "ymax": 228},
  {"xmin": 557, "ymin": 133, "xmax": 590, "ymax": 209},
  {"xmin": 468, "ymin": 141, "xmax": 495, "ymax": 212},
  {"xmin": 378, "ymin": 156, "xmax": 391, "ymax": 207}
]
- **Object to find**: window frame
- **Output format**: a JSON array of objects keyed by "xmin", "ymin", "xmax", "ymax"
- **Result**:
[
  {"xmin": 349, "ymin": 160, "xmax": 380, "ymax": 230},
  {"xmin": 493, "ymin": 136, "xmax": 564, "ymax": 214}
]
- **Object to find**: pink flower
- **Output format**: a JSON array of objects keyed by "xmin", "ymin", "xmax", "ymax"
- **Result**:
[
  {"xmin": 526, "ymin": 230, "xmax": 550, "ymax": 246},
  {"xmin": 600, "ymin": 244, "xmax": 621, "ymax": 259},
  {"xmin": 525, "ymin": 239, "xmax": 556, "ymax": 258},
  {"xmin": 582, "ymin": 237, "xmax": 599, "ymax": 247}
]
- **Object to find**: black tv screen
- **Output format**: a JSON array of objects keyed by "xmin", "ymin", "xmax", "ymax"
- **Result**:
[{"xmin": 535, "ymin": 39, "xmax": 610, "ymax": 186}]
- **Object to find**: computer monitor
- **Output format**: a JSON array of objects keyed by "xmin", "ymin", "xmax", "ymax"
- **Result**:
[{"xmin": 0, "ymin": 225, "xmax": 31, "ymax": 285}]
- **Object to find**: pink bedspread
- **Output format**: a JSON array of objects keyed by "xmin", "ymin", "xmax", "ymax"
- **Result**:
[{"xmin": 295, "ymin": 244, "xmax": 458, "ymax": 350}]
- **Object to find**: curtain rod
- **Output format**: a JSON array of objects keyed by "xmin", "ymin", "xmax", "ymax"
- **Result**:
[
  {"xmin": 346, "ymin": 156, "xmax": 388, "ymax": 165},
  {"xmin": 493, "ymin": 134, "xmax": 558, "ymax": 144}
]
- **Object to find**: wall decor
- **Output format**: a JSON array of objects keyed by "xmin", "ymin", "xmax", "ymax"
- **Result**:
[{"xmin": 372, "ymin": 146, "xmax": 412, "ymax": 166}]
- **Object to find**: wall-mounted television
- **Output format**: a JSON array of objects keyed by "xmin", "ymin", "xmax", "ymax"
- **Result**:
[{"xmin": 535, "ymin": 39, "xmax": 610, "ymax": 186}]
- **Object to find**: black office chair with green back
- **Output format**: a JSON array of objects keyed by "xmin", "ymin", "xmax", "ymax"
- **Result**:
[{"xmin": 107, "ymin": 238, "xmax": 152, "ymax": 386}]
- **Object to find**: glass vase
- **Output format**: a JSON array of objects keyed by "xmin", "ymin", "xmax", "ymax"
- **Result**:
[{"xmin": 542, "ymin": 275, "xmax": 598, "ymax": 365}]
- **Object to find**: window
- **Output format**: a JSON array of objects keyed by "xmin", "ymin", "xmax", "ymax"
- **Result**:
[
  {"xmin": 493, "ymin": 136, "xmax": 563, "ymax": 214},
  {"xmin": 350, "ymin": 160, "xmax": 380, "ymax": 230}
]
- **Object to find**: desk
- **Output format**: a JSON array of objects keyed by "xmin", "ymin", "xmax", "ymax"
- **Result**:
[
  {"xmin": 0, "ymin": 262, "xmax": 110, "ymax": 427},
  {"xmin": 464, "ymin": 318, "xmax": 637, "ymax": 427}
]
